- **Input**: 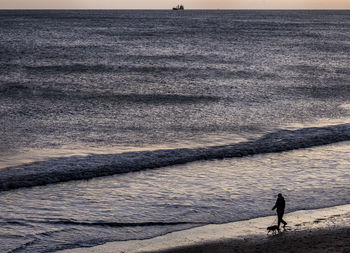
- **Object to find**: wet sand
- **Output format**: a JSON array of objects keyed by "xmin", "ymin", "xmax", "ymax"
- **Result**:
[
  {"xmin": 157, "ymin": 227, "xmax": 350, "ymax": 253},
  {"xmin": 58, "ymin": 204, "xmax": 350, "ymax": 253}
]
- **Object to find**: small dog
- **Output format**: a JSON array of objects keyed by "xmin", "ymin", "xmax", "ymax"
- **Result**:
[{"xmin": 266, "ymin": 225, "xmax": 280, "ymax": 235}]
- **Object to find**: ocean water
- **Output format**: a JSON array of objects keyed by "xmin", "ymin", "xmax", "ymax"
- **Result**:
[{"xmin": 0, "ymin": 10, "xmax": 350, "ymax": 252}]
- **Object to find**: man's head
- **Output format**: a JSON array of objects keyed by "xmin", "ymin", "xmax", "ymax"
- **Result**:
[{"xmin": 278, "ymin": 193, "xmax": 282, "ymax": 198}]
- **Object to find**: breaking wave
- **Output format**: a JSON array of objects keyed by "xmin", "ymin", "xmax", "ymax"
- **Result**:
[
  {"xmin": 3, "ymin": 218, "xmax": 199, "ymax": 227},
  {"xmin": 1, "ymin": 123, "xmax": 350, "ymax": 192},
  {"xmin": 24, "ymin": 219, "xmax": 199, "ymax": 227}
]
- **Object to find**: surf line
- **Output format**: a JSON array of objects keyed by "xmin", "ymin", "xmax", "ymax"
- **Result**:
[{"xmin": 1, "ymin": 123, "xmax": 350, "ymax": 191}]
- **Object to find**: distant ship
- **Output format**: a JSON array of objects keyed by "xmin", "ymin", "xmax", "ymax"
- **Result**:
[{"xmin": 172, "ymin": 4, "xmax": 184, "ymax": 10}]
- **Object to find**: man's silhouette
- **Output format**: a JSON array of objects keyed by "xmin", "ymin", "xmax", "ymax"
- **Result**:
[{"xmin": 272, "ymin": 193, "xmax": 287, "ymax": 229}]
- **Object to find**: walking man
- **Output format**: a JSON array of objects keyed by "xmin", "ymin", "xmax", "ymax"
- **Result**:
[{"xmin": 272, "ymin": 193, "xmax": 287, "ymax": 229}]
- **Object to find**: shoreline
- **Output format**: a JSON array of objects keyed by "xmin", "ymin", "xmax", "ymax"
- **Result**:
[
  {"xmin": 58, "ymin": 204, "xmax": 350, "ymax": 253},
  {"xmin": 157, "ymin": 227, "xmax": 350, "ymax": 253}
]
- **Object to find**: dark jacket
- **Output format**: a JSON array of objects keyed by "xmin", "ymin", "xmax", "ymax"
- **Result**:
[{"xmin": 272, "ymin": 196, "xmax": 285, "ymax": 212}]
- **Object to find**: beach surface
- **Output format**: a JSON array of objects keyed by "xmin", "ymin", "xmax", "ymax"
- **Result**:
[
  {"xmin": 58, "ymin": 204, "xmax": 350, "ymax": 253},
  {"xmin": 158, "ymin": 227, "xmax": 350, "ymax": 253}
]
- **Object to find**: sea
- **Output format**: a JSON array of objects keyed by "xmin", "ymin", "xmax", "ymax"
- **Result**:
[{"xmin": 0, "ymin": 10, "xmax": 350, "ymax": 252}]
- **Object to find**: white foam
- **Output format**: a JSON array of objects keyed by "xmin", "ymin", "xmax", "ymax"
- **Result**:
[
  {"xmin": 339, "ymin": 103, "xmax": 350, "ymax": 110},
  {"xmin": 1, "ymin": 123, "xmax": 350, "ymax": 191}
]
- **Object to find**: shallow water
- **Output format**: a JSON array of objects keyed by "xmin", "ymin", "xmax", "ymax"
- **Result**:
[
  {"xmin": 57, "ymin": 204, "xmax": 350, "ymax": 253},
  {"xmin": 1, "ymin": 142, "xmax": 350, "ymax": 252}
]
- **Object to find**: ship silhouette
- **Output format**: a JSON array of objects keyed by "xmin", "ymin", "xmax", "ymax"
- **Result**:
[{"xmin": 172, "ymin": 4, "xmax": 184, "ymax": 10}]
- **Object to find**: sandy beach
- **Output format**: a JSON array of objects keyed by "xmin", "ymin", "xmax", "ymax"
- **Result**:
[
  {"xmin": 157, "ymin": 227, "xmax": 350, "ymax": 253},
  {"xmin": 58, "ymin": 204, "xmax": 350, "ymax": 253}
]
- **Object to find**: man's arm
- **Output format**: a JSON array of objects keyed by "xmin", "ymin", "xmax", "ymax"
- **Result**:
[{"xmin": 272, "ymin": 200, "xmax": 277, "ymax": 210}]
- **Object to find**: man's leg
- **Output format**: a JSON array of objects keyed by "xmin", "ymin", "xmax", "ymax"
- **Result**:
[
  {"xmin": 278, "ymin": 211, "xmax": 287, "ymax": 227},
  {"xmin": 277, "ymin": 212, "xmax": 282, "ymax": 228},
  {"xmin": 281, "ymin": 217, "xmax": 287, "ymax": 227}
]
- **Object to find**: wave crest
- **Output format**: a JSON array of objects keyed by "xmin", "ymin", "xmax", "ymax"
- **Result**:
[{"xmin": 1, "ymin": 123, "xmax": 350, "ymax": 191}]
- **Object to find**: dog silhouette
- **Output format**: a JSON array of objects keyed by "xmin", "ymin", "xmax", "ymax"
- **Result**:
[{"xmin": 266, "ymin": 225, "xmax": 280, "ymax": 235}]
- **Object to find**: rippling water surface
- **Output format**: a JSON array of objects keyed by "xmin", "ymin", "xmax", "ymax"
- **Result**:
[{"xmin": 0, "ymin": 10, "xmax": 350, "ymax": 252}]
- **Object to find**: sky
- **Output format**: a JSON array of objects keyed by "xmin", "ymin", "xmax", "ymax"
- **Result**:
[{"xmin": 1, "ymin": 0, "xmax": 350, "ymax": 9}]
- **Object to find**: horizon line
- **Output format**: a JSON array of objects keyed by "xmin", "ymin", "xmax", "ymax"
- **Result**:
[{"xmin": 1, "ymin": 8, "xmax": 350, "ymax": 10}]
